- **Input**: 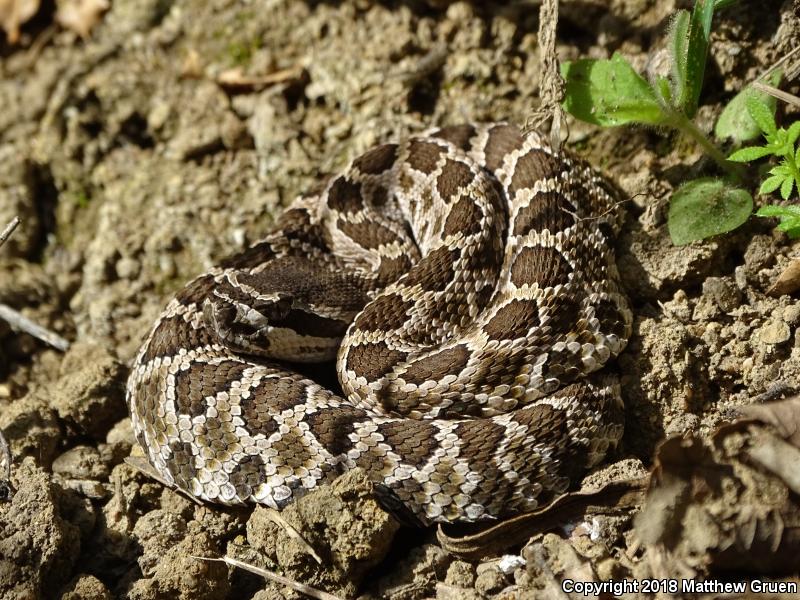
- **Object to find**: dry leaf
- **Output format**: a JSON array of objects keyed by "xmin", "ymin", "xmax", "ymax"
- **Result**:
[
  {"xmin": 738, "ymin": 395, "xmax": 800, "ymax": 446},
  {"xmin": 636, "ymin": 427, "xmax": 800, "ymax": 574},
  {"xmin": 0, "ymin": 0, "xmax": 40, "ymax": 43},
  {"xmin": 55, "ymin": 0, "xmax": 108, "ymax": 39},
  {"xmin": 767, "ymin": 257, "xmax": 800, "ymax": 297},
  {"xmin": 747, "ymin": 430, "xmax": 800, "ymax": 495}
]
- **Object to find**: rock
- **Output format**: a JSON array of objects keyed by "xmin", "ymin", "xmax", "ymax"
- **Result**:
[
  {"xmin": 0, "ymin": 392, "xmax": 62, "ymax": 466},
  {"xmin": 758, "ymin": 320, "xmax": 791, "ymax": 345},
  {"xmin": 126, "ymin": 532, "xmax": 230, "ymax": 600},
  {"xmin": 0, "ymin": 458, "xmax": 81, "ymax": 598},
  {"xmin": 133, "ymin": 509, "xmax": 188, "ymax": 575},
  {"xmin": 702, "ymin": 276, "xmax": 742, "ymax": 313},
  {"xmin": 371, "ymin": 544, "xmax": 450, "ymax": 599},
  {"xmin": 436, "ymin": 582, "xmax": 483, "ymax": 600},
  {"xmin": 246, "ymin": 468, "xmax": 400, "ymax": 598},
  {"xmin": 52, "ymin": 445, "xmax": 110, "ymax": 480},
  {"xmin": 60, "ymin": 574, "xmax": 112, "ymax": 600},
  {"xmin": 54, "ymin": 342, "xmax": 128, "ymax": 440},
  {"xmin": 444, "ymin": 560, "xmax": 475, "ymax": 587},
  {"xmin": 474, "ymin": 562, "xmax": 507, "ymax": 596}
]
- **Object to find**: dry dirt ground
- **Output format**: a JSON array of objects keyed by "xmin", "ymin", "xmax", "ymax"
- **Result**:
[{"xmin": 2, "ymin": 0, "xmax": 800, "ymax": 598}]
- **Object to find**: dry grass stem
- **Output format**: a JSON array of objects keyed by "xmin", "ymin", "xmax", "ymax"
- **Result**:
[{"xmin": 191, "ymin": 555, "xmax": 344, "ymax": 600}]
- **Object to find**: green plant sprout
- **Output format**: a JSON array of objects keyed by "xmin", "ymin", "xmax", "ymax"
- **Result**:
[
  {"xmin": 560, "ymin": 0, "xmax": 782, "ymax": 246},
  {"xmin": 728, "ymin": 97, "xmax": 800, "ymax": 199},
  {"xmin": 724, "ymin": 96, "xmax": 800, "ymax": 237}
]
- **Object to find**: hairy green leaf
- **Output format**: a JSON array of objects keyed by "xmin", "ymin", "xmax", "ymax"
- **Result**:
[
  {"xmin": 669, "ymin": 10, "xmax": 691, "ymax": 111},
  {"xmin": 757, "ymin": 204, "xmax": 800, "ymax": 218},
  {"xmin": 562, "ymin": 54, "xmax": 668, "ymax": 127},
  {"xmin": 747, "ymin": 94, "xmax": 777, "ymax": 136},
  {"xmin": 787, "ymin": 121, "xmax": 800, "ymax": 147},
  {"xmin": 728, "ymin": 146, "xmax": 774, "ymax": 162},
  {"xmin": 781, "ymin": 174, "xmax": 796, "ymax": 200},
  {"xmin": 682, "ymin": 0, "xmax": 715, "ymax": 117},
  {"xmin": 756, "ymin": 204, "xmax": 800, "ymax": 238},
  {"xmin": 760, "ymin": 174, "xmax": 785, "ymax": 195},
  {"xmin": 714, "ymin": 71, "xmax": 781, "ymax": 142},
  {"xmin": 668, "ymin": 178, "xmax": 752, "ymax": 245}
]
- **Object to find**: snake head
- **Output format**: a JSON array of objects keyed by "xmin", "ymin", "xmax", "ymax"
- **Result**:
[{"xmin": 202, "ymin": 271, "xmax": 343, "ymax": 362}]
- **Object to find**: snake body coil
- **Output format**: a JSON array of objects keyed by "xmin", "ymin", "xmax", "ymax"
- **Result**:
[{"xmin": 126, "ymin": 123, "xmax": 631, "ymax": 524}]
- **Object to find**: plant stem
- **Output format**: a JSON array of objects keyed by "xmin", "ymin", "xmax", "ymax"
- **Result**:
[{"xmin": 669, "ymin": 111, "xmax": 745, "ymax": 182}]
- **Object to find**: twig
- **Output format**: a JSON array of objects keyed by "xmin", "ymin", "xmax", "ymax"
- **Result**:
[
  {"xmin": 524, "ymin": 0, "xmax": 567, "ymax": 149},
  {"xmin": 263, "ymin": 508, "xmax": 323, "ymax": 564},
  {"xmin": 760, "ymin": 44, "xmax": 800, "ymax": 84},
  {"xmin": 0, "ymin": 217, "xmax": 20, "ymax": 248},
  {"xmin": 191, "ymin": 555, "xmax": 344, "ymax": 600},
  {"xmin": 0, "ymin": 427, "xmax": 12, "ymax": 502},
  {"xmin": 751, "ymin": 81, "xmax": 800, "ymax": 109},
  {"xmin": 0, "ymin": 304, "xmax": 70, "ymax": 351},
  {"xmin": 0, "ymin": 216, "xmax": 70, "ymax": 352}
]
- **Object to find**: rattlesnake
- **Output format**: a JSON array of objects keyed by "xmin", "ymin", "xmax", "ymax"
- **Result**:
[{"xmin": 125, "ymin": 123, "xmax": 632, "ymax": 525}]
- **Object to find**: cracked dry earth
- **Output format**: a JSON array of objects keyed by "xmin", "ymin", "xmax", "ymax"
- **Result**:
[{"xmin": 1, "ymin": 0, "xmax": 800, "ymax": 599}]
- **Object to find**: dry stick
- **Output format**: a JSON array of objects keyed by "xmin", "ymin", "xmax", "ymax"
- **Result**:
[
  {"xmin": 760, "ymin": 44, "xmax": 800, "ymax": 84},
  {"xmin": 0, "ymin": 426, "xmax": 12, "ymax": 502},
  {"xmin": 191, "ymin": 555, "xmax": 344, "ymax": 600},
  {"xmin": 747, "ymin": 45, "xmax": 800, "ymax": 107},
  {"xmin": 0, "ymin": 217, "xmax": 70, "ymax": 352},
  {"xmin": 751, "ymin": 81, "xmax": 800, "ymax": 109},
  {"xmin": 0, "ymin": 217, "xmax": 20, "ymax": 247},
  {"xmin": 0, "ymin": 217, "xmax": 19, "ymax": 501},
  {"xmin": 0, "ymin": 304, "xmax": 70, "ymax": 351},
  {"xmin": 263, "ymin": 508, "xmax": 323, "ymax": 565},
  {"xmin": 524, "ymin": 0, "xmax": 566, "ymax": 150}
]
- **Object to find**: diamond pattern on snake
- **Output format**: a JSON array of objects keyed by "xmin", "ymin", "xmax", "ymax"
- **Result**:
[{"xmin": 126, "ymin": 123, "xmax": 632, "ymax": 525}]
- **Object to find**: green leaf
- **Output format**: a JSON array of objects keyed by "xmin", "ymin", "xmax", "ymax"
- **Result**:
[
  {"xmin": 714, "ymin": 0, "xmax": 740, "ymax": 8},
  {"xmin": 714, "ymin": 71, "xmax": 781, "ymax": 142},
  {"xmin": 562, "ymin": 54, "xmax": 668, "ymax": 127},
  {"xmin": 770, "ymin": 163, "xmax": 792, "ymax": 177},
  {"xmin": 760, "ymin": 174, "xmax": 785, "ymax": 195},
  {"xmin": 756, "ymin": 204, "xmax": 800, "ymax": 238},
  {"xmin": 654, "ymin": 75, "xmax": 672, "ymax": 107},
  {"xmin": 668, "ymin": 178, "xmax": 753, "ymax": 245},
  {"xmin": 746, "ymin": 94, "xmax": 778, "ymax": 137},
  {"xmin": 781, "ymin": 175, "xmax": 796, "ymax": 200},
  {"xmin": 756, "ymin": 204, "xmax": 800, "ymax": 218},
  {"xmin": 668, "ymin": 10, "xmax": 691, "ymax": 112},
  {"xmin": 727, "ymin": 145, "xmax": 774, "ymax": 162},
  {"xmin": 682, "ymin": 0, "xmax": 715, "ymax": 117},
  {"xmin": 787, "ymin": 121, "xmax": 800, "ymax": 147}
]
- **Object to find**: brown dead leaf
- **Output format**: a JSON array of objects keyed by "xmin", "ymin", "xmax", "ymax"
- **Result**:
[
  {"xmin": 0, "ymin": 0, "xmax": 40, "ymax": 43},
  {"xmin": 738, "ymin": 395, "xmax": 800, "ymax": 446},
  {"xmin": 747, "ymin": 430, "xmax": 800, "ymax": 495},
  {"xmin": 767, "ymin": 258, "xmax": 800, "ymax": 297},
  {"xmin": 636, "ymin": 425, "xmax": 800, "ymax": 575},
  {"xmin": 55, "ymin": 0, "xmax": 108, "ymax": 39}
]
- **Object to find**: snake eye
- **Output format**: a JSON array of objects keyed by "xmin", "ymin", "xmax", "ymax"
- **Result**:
[{"xmin": 254, "ymin": 294, "xmax": 293, "ymax": 324}]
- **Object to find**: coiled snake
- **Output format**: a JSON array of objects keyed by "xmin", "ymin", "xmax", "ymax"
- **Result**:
[{"xmin": 126, "ymin": 123, "xmax": 631, "ymax": 525}]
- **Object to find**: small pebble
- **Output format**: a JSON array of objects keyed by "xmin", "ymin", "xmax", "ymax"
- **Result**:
[
  {"xmin": 758, "ymin": 320, "xmax": 791, "ymax": 345},
  {"xmin": 445, "ymin": 560, "xmax": 475, "ymax": 587}
]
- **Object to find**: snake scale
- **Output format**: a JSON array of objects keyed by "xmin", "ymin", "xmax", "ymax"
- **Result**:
[{"xmin": 126, "ymin": 123, "xmax": 632, "ymax": 525}]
